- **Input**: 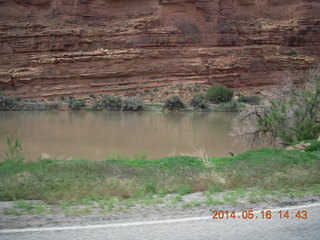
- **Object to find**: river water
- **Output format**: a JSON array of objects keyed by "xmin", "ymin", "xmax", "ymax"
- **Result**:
[{"xmin": 0, "ymin": 111, "xmax": 254, "ymax": 160}]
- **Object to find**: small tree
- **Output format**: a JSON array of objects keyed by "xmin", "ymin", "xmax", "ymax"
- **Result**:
[
  {"xmin": 239, "ymin": 68, "xmax": 320, "ymax": 146},
  {"xmin": 68, "ymin": 97, "xmax": 85, "ymax": 110},
  {"xmin": 207, "ymin": 84, "xmax": 234, "ymax": 103},
  {"xmin": 122, "ymin": 97, "xmax": 144, "ymax": 111},
  {"xmin": 163, "ymin": 96, "xmax": 185, "ymax": 111},
  {"xmin": 92, "ymin": 95, "xmax": 122, "ymax": 110},
  {"xmin": 189, "ymin": 93, "xmax": 208, "ymax": 110}
]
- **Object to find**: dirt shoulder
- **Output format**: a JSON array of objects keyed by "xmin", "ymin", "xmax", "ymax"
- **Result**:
[{"xmin": 1, "ymin": 193, "xmax": 319, "ymax": 230}]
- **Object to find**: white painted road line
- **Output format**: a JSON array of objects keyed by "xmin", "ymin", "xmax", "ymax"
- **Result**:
[{"xmin": 1, "ymin": 202, "xmax": 319, "ymax": 234}]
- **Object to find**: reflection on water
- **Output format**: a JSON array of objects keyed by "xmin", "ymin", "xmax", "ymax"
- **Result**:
[{"xmin": 0, "ymin": 111, "xmax": 253, "ymax": 160}]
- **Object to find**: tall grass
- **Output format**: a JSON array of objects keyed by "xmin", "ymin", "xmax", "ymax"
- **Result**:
[{"xmin": 2, "ymin": 136, "xmax": 24, "ymax": 162}]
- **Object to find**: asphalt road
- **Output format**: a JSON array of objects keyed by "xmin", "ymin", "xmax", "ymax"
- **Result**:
[{"xmin": 1, "ymin": 204, "xmax": 319, "ymax": 240}]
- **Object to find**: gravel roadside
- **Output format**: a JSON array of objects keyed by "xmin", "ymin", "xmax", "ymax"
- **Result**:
[{"xmin": 1, "ymin": 192, "xmax": 319, "ymax": 230}]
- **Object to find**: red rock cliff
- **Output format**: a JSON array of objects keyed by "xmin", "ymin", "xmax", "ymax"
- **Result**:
[{"xmin": 0, "ymin": 0, "xmax": 319, "ymax": 98}]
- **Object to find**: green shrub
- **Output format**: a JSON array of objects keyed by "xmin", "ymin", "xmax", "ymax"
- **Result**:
[
  {"xmin": 305, "ymin": 141, "xmax": 320, "ymax": 152},
  {"xmin": 207, "ymin": 84, "xmax": 234, "ymax": 103},
  {"xmin": 253, "ymin": 71, "xmax": 320, "ymax": 145},
  {"xmin": 186, "ymin": 83, "xmax": 201, "ymax": 93},
  {"xmin": 145, "ymin": 182, "xmax": 157, "ymax": 194},
  {"xmin": 208, "ymin": 184, "xmax": 222, "ymax": 193},
  {"xmin": 163, "ymin": 96, "xmax": 185, "ymax": 111},
  {"xmin": 215, "ymin": 100, "xmax": 242, "ymax": 112},
  {"xmin": 238, "ymin": 95, "xmax": 260, "ymax": 105},
  {"xmin": 121, "ymin": 97, "xmax": 144, "ymax": 111},
  {"xmin": 92, "ymin": 96, "xmax": 143, "ymax": 111},
  {"xmin": 175, "ymin": 185, "xmax": 193, "ymax": 195},
  {"xmin": 175, "ymin": 83, "xmax": 184, "ymax": 90},
  {"xmin": 189, "ymin": 93, "xmax": 208, "ymax": 110},
  {"xmin": 102, "ymin": 96, "xmax": 122, "ymax": 110},
  {"xmin": 0, "ymin": 95, "xmax": 56, "ymax": 111},
  {"xmin": 68, "ymin": 98, "xmax": 85, "ymax": 110},
  {"xmin": 93, "ymin": 95, "xmax": 122, "ymax": 110},
  {"xmin": 88, "ymin": 93, "xmax": 95, "ymax": 99},
  {"xmin": 0, "ymin": 95, "xmax": 14, "ymax": 110}
]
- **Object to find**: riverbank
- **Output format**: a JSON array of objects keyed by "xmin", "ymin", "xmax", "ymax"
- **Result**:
[
  {"xmin": 0, "ymin": 84, "xmax": 262, "ymax": 112},
  {"xmin": 0, "ymin": 95, "xmax": 248, "ymax": 112},
  {"xmin": 1, "ymin": 143, "xmax": 319, "ymax": 229},
  {"xmin": 1, "ymin": 146, "xmax": 319, "ymax": 204}
]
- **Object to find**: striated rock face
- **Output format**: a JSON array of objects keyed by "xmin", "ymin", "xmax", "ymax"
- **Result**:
[{"xmin": 0, "ymin": 0, "xmax": 319, "ymax": 98}]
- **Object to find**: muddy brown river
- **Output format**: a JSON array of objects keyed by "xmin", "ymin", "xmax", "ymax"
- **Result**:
[{"xmin": 0, "ymin": 111, "xmax": 256, "ymax": 160}]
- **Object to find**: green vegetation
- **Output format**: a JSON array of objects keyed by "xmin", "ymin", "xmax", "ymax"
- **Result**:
[
  {"xmin": 92, "ymin": 95, "xmax": 143, "ymax": 111},
  {"xmin": 208, "ymin": 184, "xmax": 222, "ymax": 194},
  {"xmin": 68, "ymin": 97, "xmax": 85, "ymax": 110},
  {"xmin": 288, "ymin": 139, "xmax": 320, "ymax": 152},
  {"xmin": 1, "ymin": 134, "xmax": 319, "ymax": 215},
  {"xmin": 206, "ymin": 84, "xmax": 234, "ymax": 104},
  {"xmin": 0, "ymin": 92, "xmax": 59, "ymax": 111},
  {"xmin": 121, "ymin": 97, "xmax": 144, "ymax": 111},
  {"xmin": 253, "ymin": 73, "xmax": 320, "ymax": 145},
  {"xmin": 305, "ymin": 141, "xmax": 320, "ymax": 152},
  {"xmin": 238, "ymin": 94, "xmax": 260, "ymax": 105},
  {"xmin": 1, "ymin": 144, "xmax": 319, "ymax": 203},
  {"xmin": 0, "ymin": 85, "xmax": 245, "ymax": 113},
  {"xmin": 189, "ymin": 93, "xmax": 208, "ymax": 110},
  {"xmin": 175, "ymin": 185, "xmax": 193, "ymax": 195},
  {"xmin": 4, "ymin": 200, "xmax": 48, "ymax": 216},
  {"xmin": 3, "ymin": 136, "xmax": 24, "ymax": 162},
  {"xmin": 182, "ymin": 200, "xmax": 201, "ymax": 208},
  {"xmin": 163, "ymin": 95, "xmax": 186, "ymax": 111},
  {"xmin": 88, "ymin": 93, "xmax": 95, "ymax": 99},
  {"xmin": 214, "ymin": 100, "xmax": 242, "ymax": 112},
  {"xmin": 174, "ymin": 83, "xmax": 184, "ymax": 90},
  {"xmin": 204, "ymin": 196, "xmax": 223, "ymax": 205},
  {"xmin": 92, "ymin": 95, "xmax": 122, "ymax": 110}
]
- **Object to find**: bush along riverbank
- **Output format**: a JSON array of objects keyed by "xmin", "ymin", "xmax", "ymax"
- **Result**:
[
  {"xmin": 1, "ymin": 139, "xmax": 319, "ymax": 214},
  {"xmin": 0, "ymin": 84, "xmax": 261, "ymax": 112},
  {"xmin": 0, "ymin": 91, "xmax": 60, "ymax": 111}
]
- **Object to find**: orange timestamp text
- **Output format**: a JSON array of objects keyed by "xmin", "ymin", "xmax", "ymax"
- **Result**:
[{"xmin": 212, "ymin": 210, "xmax": 308, "ymax": 220}]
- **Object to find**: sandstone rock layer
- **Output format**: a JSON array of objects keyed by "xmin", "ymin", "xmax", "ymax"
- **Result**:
[{"xmin": 0, "ymin": 0, "xmax": 319, "ymax": 98}]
